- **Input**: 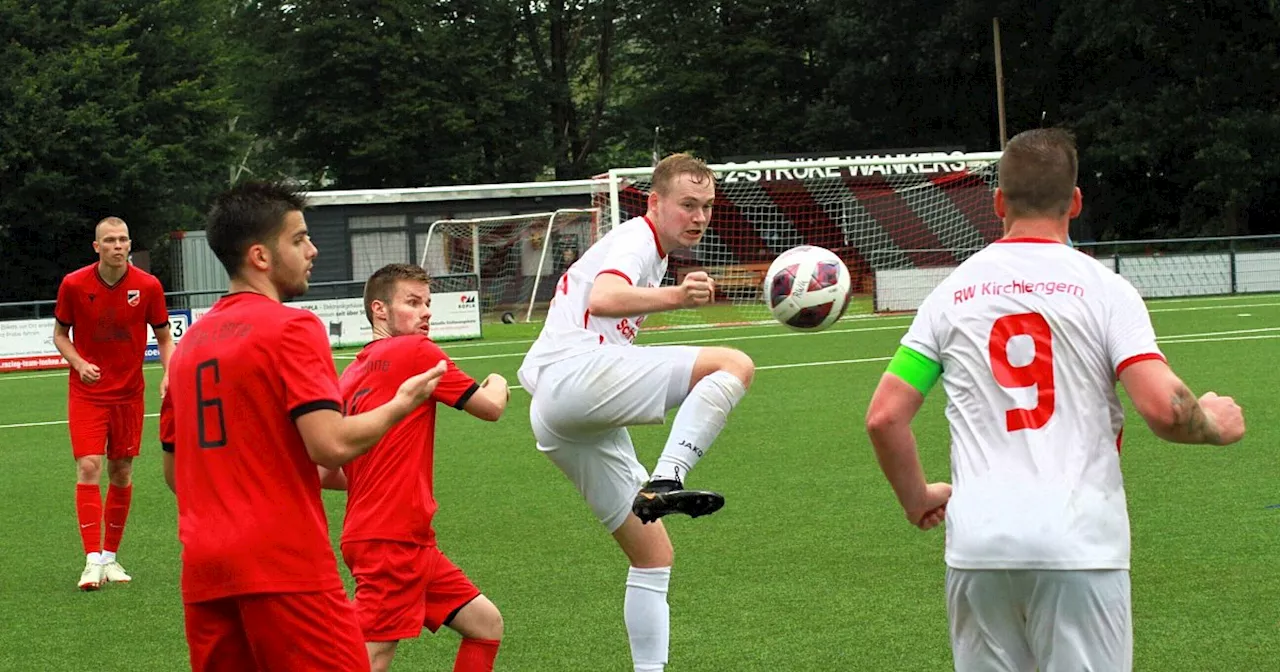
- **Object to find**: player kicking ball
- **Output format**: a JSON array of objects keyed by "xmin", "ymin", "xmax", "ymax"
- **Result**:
[
  {"xmin": 321, "ymin": 263, "xmax": 510, "ymax": 672},
  {"xmin": 518, "ymin": 153, "xmax": 755, "ymax": 672}
]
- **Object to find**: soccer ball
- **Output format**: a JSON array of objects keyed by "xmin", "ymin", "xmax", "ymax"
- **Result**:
[{"xmin": 762, "ymin": 245, "xmax": 853, "ymax": 332}]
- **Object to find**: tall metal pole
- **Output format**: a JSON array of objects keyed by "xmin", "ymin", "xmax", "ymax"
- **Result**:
[{"xmin": 994, "ymin": 17, "xmax": 1008, "ymax": 149}]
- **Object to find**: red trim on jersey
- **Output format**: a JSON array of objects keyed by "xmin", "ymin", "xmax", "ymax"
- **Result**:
[
  {"xmin": 642, "ymin": 216, "xmax": 666, "ymax": 258},
  {"xmin": 596, "ymin": 269, "xmax": 634, "ymax": 285},
  {"xmin": 583, "ymin": 310, "xmax": 590, "ymax": 328},
  {"xmin": 1115, "ymin": 352, "xmax": 1166, "ymax": 377},
  {"xmin": 993, "ymin": 237, "xmax": 1065, "ymax": 245},
  {"xmin": 1116, "ymin": 427, "xmax": 1124, "ymax": 454}
]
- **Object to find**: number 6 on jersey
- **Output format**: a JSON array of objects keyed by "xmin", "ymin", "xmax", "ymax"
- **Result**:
[{"xmin": 988, "ymin": 312, "xmax": 1055, "ymax": 432}]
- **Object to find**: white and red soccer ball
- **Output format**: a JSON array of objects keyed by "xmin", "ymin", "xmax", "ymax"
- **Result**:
[{"xmin": 763, "ymin": 245, "xmax": 853, "ymax": 332}]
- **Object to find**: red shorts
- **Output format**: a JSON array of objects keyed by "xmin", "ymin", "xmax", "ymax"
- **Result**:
[
  {"xmin": 68, "ymin": 397, "xmax": 144, "ymax": 460},
  {"xmin": 184, "ymin": 589, "xmax": 369, "ymax": 672},
  {"xmin": 341, "ymin": 540, "xmax": 482, "ymax": 642}
]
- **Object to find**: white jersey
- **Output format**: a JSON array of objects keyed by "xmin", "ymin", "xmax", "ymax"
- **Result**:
[
  {"xmin": 902, "ymin": 238, "xmax": 1164, "ymax": 571},
  {"xmin": 518, "ymin": 216, "xmax": 668, "ymax": 392}
]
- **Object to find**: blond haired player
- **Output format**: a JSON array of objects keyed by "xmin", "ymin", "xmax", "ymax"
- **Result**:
[
  {"xmin": 865, "ymin": 128, "xmax": 1245, "ymax": 672},
  {"xmin": 518, "ymin": 153, "xmax": 755, "ymax": 672},
  {"xmin": 54, "ymin": 216, "xmax": 173, "ymax": 590}
]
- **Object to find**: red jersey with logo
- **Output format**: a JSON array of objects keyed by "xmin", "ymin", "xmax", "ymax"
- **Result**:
[
  {"xmin": 338, "ymin": 335, "xmax": 479, "ymax": 546},
  {"xmin": 159, "ymin": 292, "xmax": 345, "ymax": 603},
  {"xmin": 54, "ymin": 263, "xmax": 168, "ymax": 403}
]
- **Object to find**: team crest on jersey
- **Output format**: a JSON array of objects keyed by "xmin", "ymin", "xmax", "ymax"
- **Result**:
[{"xmin": 127, "ymin": 289, "xmax": 141, "ymax": 306}]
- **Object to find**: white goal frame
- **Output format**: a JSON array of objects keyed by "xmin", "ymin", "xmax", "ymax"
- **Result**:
[{"xmin": 417, "ymin": 208, "xmax": 600, "ymax": 322}]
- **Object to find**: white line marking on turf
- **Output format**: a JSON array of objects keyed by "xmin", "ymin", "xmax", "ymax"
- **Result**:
[
  {"xmin": 3, "ymin": 330, "xmax": 1277, "ymax": 431},
  {"xmin": 332, "ymin": 322, "xmax": 916, "ymax": 361},
  {"xmin": 0, "ymin": 356, "xmax": 904, "ymax": 431},
  {"xmin": 1161, "ymin": 333, "xmax": 1280, "ymax": 345},
  {"xmin": 1148, "ymin": 301, "xmax": 1280, "ymax": 313}
]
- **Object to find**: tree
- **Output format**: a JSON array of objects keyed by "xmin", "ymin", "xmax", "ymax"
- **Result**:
[
  {"xmin": 0, "ymin": 0, "xmax": 239, "ymax": 301},
  {"xmin": 232, "ymin": 0, "xmax": 548, "ymax": 189}
]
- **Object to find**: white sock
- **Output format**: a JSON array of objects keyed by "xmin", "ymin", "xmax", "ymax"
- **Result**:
[
  {"xmin": 625, "ymin": 566, "xmax": 671, "ymax": 672},
  {"xmin": 100, "ymin": 551, "xmax": 116, "ymax": 565},
  {"xmin": 86, "ymin": 552, "xmax": 102, "ymax": 565},
  {"xmin": 651, "ymin": 371, "xmax": 746, "ymax": 483}
]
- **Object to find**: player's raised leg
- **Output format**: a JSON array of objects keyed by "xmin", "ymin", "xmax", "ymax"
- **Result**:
[{"xmin": 635, "ymin": 346, "xmax": 754, "ymax": 523}]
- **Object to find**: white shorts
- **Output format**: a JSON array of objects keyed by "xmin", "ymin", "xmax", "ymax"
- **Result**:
[
  {"xmin": 946, "ymin": 568, "xmax": 1132, "ymax": 672},
  {"xmin": 528, "ymin": 345, "xmax": 700, "ymax": 532}
]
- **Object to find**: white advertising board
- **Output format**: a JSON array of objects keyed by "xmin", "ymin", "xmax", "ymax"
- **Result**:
[{"xmin": 0, "ymin": 293, "xmax": 482, "ymax": 373}]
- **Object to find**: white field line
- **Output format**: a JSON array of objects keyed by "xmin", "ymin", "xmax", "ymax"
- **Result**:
[
  {"xmin": 2, "ymin": 297, "xmax": 1273, "ymax": 380},
  {"xmin": 0, "ymin": 325, "xmax": 1272, "ymax": 431}
]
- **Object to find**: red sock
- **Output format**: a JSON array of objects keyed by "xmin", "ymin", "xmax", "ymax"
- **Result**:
[
  {"xmin": 453, "ymin": 638, "xmax": 500, "ymax": 672},
  {"xmin": 75, "ymin": 484, "xmax": 102, "ymax": 556},
  {"xmin": 103, "ymin": 484, "xmax": 133, "ymax": 554}
]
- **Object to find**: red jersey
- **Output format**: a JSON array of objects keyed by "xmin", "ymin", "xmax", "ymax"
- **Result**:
[
  {"xmin": 54, "ymin": 263, "xmax": 168, "ymax": 403},
  {"xmin": 338, "ymin": 336, "xmax": 478, "ymax": 546},
  {"xmin": 159, "ymin": 292, "xmax": 345, "ymax": 603}
]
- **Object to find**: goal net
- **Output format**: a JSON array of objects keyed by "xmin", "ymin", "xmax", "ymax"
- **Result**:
[
  {"xmin": 593, "ymin": 152, "xmax": 1004, "ymax": 324},
  {"xmin": 417, "ymin": 209, "xmax": 600, "ymax": 323}
]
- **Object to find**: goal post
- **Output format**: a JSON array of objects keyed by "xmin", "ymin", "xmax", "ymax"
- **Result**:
[
  {"xmin": 593, "ymin": 151, "xmax": 1004, "ymax": 323},
  {"xmin": 417, "ymin": 208, "xmax": 600, "ymax": 323}
]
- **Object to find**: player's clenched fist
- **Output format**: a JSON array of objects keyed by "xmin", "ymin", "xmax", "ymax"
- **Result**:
[
  {"xmin": 77, "ymin": 361, "xmax": 101, "ymax": 385},
  {"xmin": 906, "ymin": 482, "xmax": 952, "ymax": 531},
  {"xmin": 1200, "ymin": 391, "xmax": 1246, "ymax": 445},
  {"xmin": 678, "ymin": 271, "xmax": 714, "ymax": 308},
  {"xmin": 482, "ymin": 373, "xmax": 511, "ymax": 402}
]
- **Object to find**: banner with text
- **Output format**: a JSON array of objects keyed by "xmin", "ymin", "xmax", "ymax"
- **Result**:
[{"xmin": 1, "ymin": 293, "xmax": 480, "ymax": 373}]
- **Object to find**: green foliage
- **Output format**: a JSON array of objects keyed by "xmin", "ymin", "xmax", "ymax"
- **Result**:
[
  {"xmin": 2, "ymin": 0, "xmax": 1278, "ymax": 302},
  {"xmin": 0, "ymin": 0, "xmax": 238, "ymax": 300}
]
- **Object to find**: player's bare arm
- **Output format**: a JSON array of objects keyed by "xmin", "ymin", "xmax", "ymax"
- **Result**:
[
  {"xmin": 1119, "ymin": 359, "xmax": 1245, "ymax": 446},
  {"xmin": 154, "ymin": 323, "xmax": 175, "ymax": 397},
  {"xmin": 297, "ymin": 361, "xmax": 448, "ymax": 468},
  {"xmin": 464, "ymin": 373, "xmax": 510, "ymax": 422},
  {"xmin": 587, "ymin": 272, "xmax": 713, "ymax": 318},
  {"xmin": 866, "ymin": 373, "xmax": 951, "ymax": 529},
  {"xmin": 52, "ymin": 321, "xmax": 99, "ymax": 383}
]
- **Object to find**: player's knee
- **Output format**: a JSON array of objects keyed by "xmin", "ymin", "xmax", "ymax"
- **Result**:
[
  {"xmin": 634, "ymin": 535, "xmax": 674, "ymax": 568},
  {"xmin": 476, "ymin": 600, "xmax": 504, "ymax": 641},
  {"xmin": 106, "ymin": 459, "xmax": 133, "ymax": 487},
  {"xmin": 75, "ymin": 457, "xmax": 102, "ymax": 484},
  {"xmin": 367, "ymin": 642, "xmax": 397, "ymax": 672},
  {"xmin": 717, "ymin": 348, "xmax": 755, "ymax": 388}
]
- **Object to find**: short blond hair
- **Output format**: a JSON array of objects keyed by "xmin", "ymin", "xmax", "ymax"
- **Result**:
[{"xmin": 651, "ymin": 152, "xmax": 716, "ymax": 195}]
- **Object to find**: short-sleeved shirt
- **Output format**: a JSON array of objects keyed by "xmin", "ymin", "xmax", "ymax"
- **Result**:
[
  {"xmin": 338, "ymin": 335, "xmax": 479, "ymax": 546},
  {"xmin": 902, "ymin": 238, "xmax": 1163, "ymax": 571},
  {"xmin": 518, "ymin": 216, "xmax": 668, "ymax": 391},
  {"xmin": 159, "ymin": 292, "xmax": 345, "ymax": 603},
  {"xmin": 54, "ymin": 263, "xmax": 168, "ymax": 403}
]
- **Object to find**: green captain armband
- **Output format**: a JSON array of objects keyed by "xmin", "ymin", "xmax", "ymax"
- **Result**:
[{"xmin": 885, "ymin": 346, "xmax": 942, "ymax": 396}]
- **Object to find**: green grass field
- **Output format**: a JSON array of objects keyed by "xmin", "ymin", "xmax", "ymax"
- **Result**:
[{"xmin": 1, "ymin": 294, "xmax": 1278, "ymax": 671}]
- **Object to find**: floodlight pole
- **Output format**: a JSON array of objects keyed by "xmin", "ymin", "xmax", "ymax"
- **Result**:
[{"xmin": 994, "ymin": 17, "xmax": 1008, "ymax": 149}]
